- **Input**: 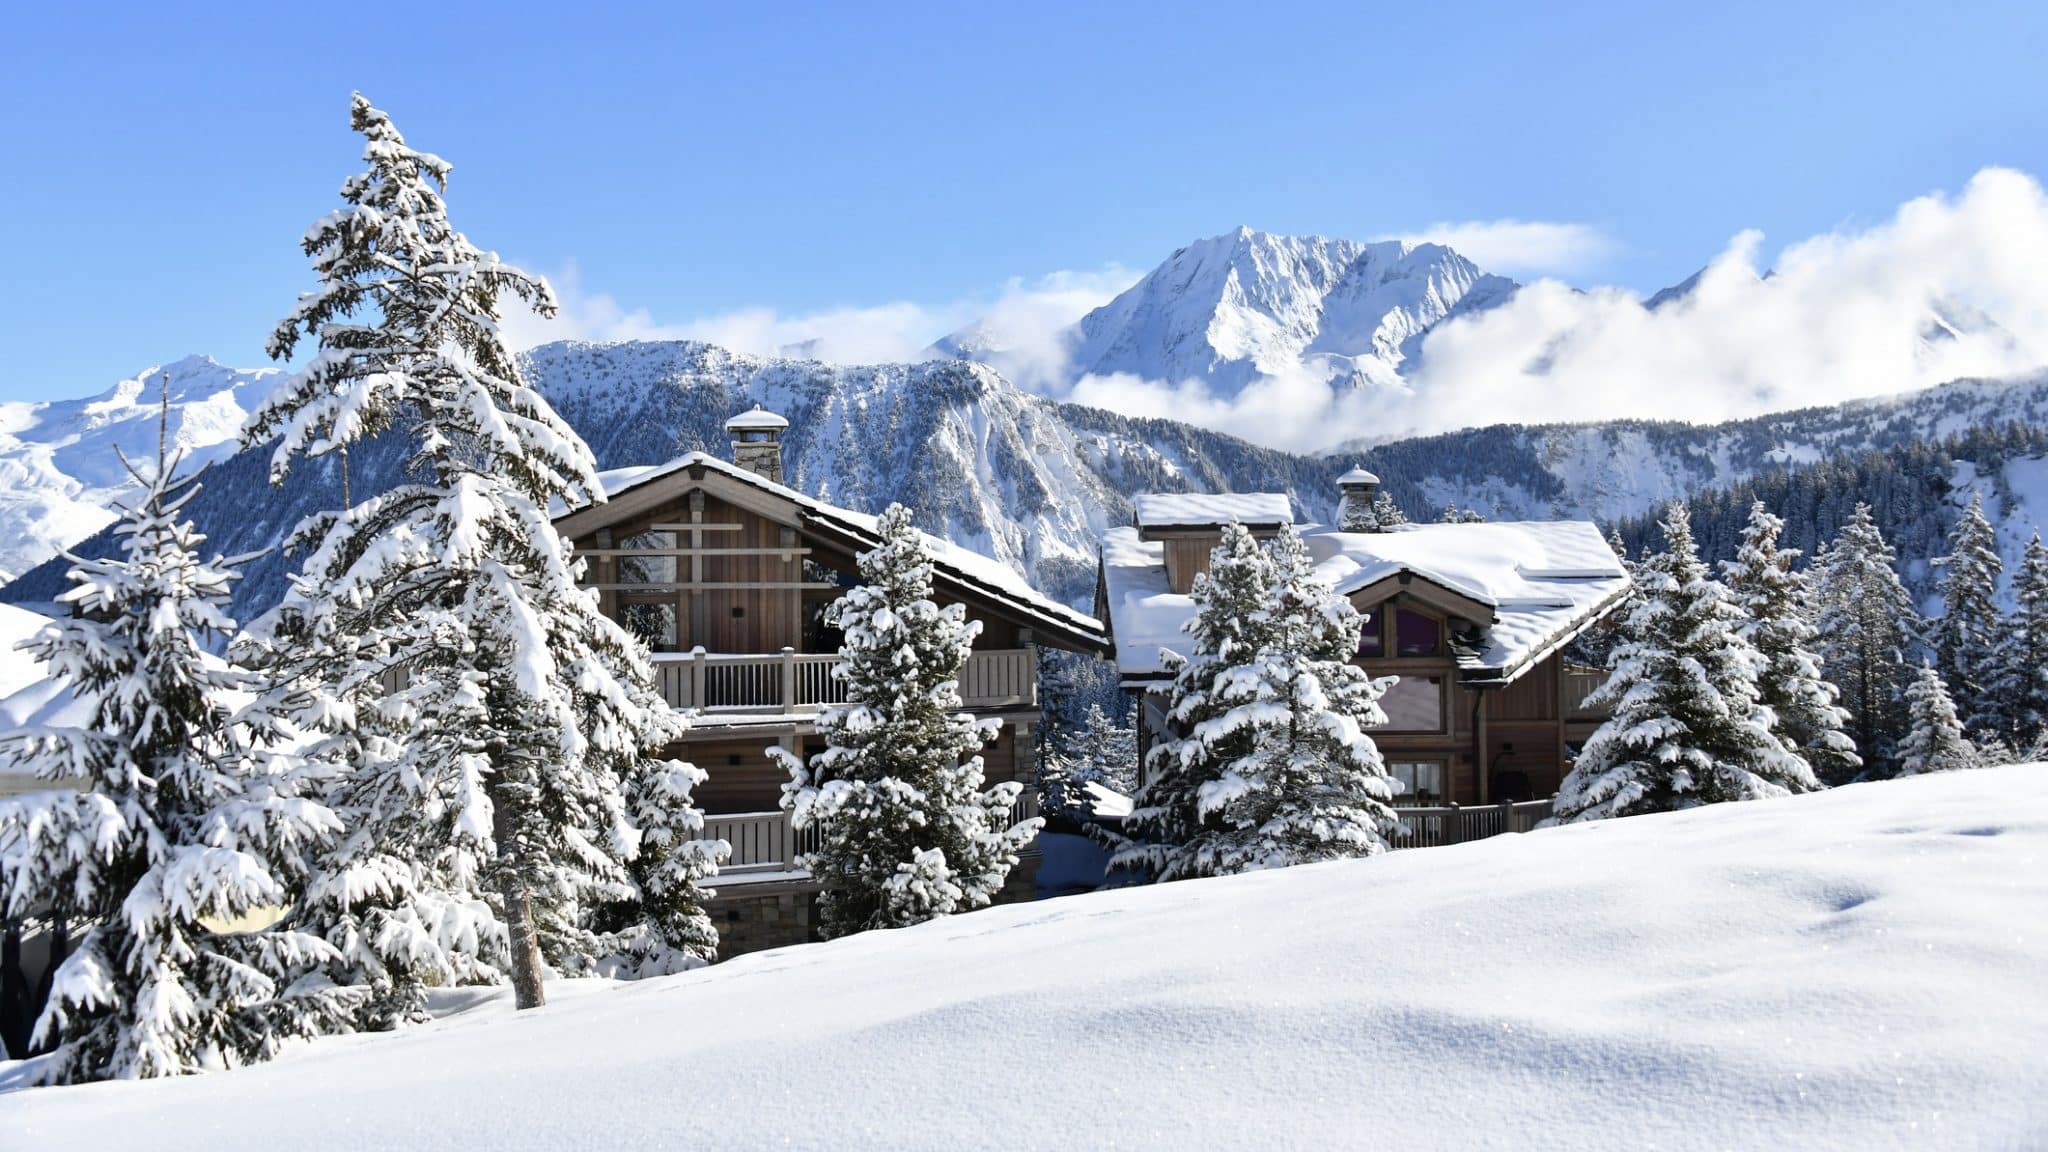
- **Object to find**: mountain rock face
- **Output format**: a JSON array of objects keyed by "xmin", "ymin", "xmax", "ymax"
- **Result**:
[
  {"xmin": 937, "ymin": 227, "xmax": 1519, "ymax": 397},
  {"xmin": 7, "ymin": 340, "xmax": 2048, "ymax": 626},
  {"xmin": 0, "ymin": 355, "xmax": 283, "ymax": 582}
]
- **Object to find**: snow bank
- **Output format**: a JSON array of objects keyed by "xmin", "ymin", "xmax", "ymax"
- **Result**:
[{"xmin": 6, "ymin": 768, "xmax": 2044, "ymax": 1150}]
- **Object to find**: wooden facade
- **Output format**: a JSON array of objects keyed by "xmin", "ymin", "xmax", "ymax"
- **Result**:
[{"xmin": 553, "ymin": 451, "xmax": 1108, "ymax": 821}]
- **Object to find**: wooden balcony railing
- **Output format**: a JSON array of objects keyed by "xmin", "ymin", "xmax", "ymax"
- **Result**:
[
  {"xmin": 1392, "ymin": 799, "xmax": 1552, "ymax": 850},
  {"xmin": 649, "ymin": 647, "xmax": 1036, "ymax": 714},
  {"xmin": 704, "ymin": 790, "xmax": 1043, "ymax": 876}
]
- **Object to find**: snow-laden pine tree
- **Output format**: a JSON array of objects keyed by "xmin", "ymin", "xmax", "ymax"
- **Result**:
[
  {"xmin": 600, "ymin": 756, "xmax": 725, "ymax": 977},
  {"xmin": 1112, "ymin": 524, "xmax": 1399, "ymax": 879},
  {"xmin": 0, "ymin": 438, "xmax": 355, "ymax": 1083},
  {"xmin": 771, "ymin": 504, "xmax": 1037, "ymax": 938},
  {"xmin": 1552, "ymin": 504, "xmax": 1819, "ymax": 824},
  {"xmin": 1991, "ymin": 533, "xmax": 2048, "ymax": 747},
  {"xmin": 243, "ymin": 93, "xmax": 709, "ymax": 1014},
  {"xmin": 1038, "ymin": 702, "xmax": 1139, "ymax": 823},
  {"xmin": 1930, "ymin": 493, "xmax": 2004, "ymax": 736},
  {"xmin": 1812, "ymin": 504, "xmax": 1920, "ymax": 774},
  {"xmin": 1721, "ymin": 501, "xmax": 1860, "ymax": 785},
  {"xmin": 1897, "ymin": 663, "xmax": 1978, "ymax": 776}
]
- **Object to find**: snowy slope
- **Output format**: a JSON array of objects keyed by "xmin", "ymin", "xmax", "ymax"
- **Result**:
[
  {"xmin": 999, "ymin": 227, "xmax": 1518, "ymax": 396},
  {"xmin": 6, "ymin": 767, "xmax": 2041, "ymax": 1150},
  {"xmin": 0, "ymin": 604, "xmax": 53, "ymax": 703},
  {"xmin": 0, "ymin": 356, "xmax": 284, "ymax": 582}
]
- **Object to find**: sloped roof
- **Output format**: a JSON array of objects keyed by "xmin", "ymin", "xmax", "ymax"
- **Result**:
[
  {"xmin": 1133, "ymin": 492, "xmax": 1294, "ymax": 530},
  {"xmin": 559, "ymin": 452, "xmax": 1110, "ymax": 653},
  {"xmin": 1099, "ymin": 519, "xmax": 1628, "ymax": 686}
]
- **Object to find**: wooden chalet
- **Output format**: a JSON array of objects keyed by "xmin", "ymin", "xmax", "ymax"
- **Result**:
[
  {"xmin": 554, "ymin": 408, "xmax": 1111, "ymax": 954},
  {"xmin": 1096, "ymin": 469, "xmax": 1629, "ymax": 842}
]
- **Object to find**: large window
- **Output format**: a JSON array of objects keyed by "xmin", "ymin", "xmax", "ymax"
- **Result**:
[
  {"xmin": 1388, "ymin": 761, "xmax": 1445, "ymax": 806},
  {"xmin": 1394, "ymin": 608, "xmax": 1441, "ymax": 657},
  {"xmin": 1378, "ymin": 674, "xmax": 1444, "ymax": 732},
  {"xmin": 620, "ymin": 601, "xmax": 679, "ymax": 652},
  {"xmin": 617, "ymin": 530, "xmax": 678, "ymax": 585},
  {"xmin": 1359, "ymin": 605, "xmax": 1442, "ymax": 658}
]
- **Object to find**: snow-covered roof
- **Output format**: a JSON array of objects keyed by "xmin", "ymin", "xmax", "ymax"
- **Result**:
[
  {"xmin": 723, "ymin": 405, "xmax": 789, "ymax": 432},
  {"xmin": 1337, "ymin": 467, "xmax": 1379, "ymax": 487},
  {"xmin": 1132, "ymin": 492, "xmax": 1293, "ymax": 530},
  {"xmin": 1099, "ymin": 519, "xmax": 1628, "ymax": 685},
  {"xmin": 566, "ymin": 452, "xmax": 1109, "ymax": 652}
]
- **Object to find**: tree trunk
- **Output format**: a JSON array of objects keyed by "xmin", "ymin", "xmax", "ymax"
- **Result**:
[{"xmin": 491, "ymin": 788, "xmax": 546, "ymax": 1011}]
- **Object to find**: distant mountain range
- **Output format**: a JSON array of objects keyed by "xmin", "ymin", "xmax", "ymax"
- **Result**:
[{"xmin": 6, "ymin": 336, "xmax": 2048, "ymax": 624}]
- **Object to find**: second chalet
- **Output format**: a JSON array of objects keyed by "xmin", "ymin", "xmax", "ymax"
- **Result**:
[{"xmin": 1096, "ymin": 469, "xmax": 1629, "ymax": 841}]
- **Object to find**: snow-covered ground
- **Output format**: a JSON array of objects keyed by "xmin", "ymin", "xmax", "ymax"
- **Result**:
[{"xmin": 5, "ymin": 768, "xmax": 2043, "ymax": 1150}]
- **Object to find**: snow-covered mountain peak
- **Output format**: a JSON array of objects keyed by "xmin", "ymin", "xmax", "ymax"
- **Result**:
[{"xmin": 1058, "ymin": 227, "xmax": 1518, "ymax": 396}]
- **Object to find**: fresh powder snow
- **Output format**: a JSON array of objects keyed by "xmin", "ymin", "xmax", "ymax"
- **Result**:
[{"xmin": 4, "ymin": 766, "xmax": 2040, "ymax": 1149}]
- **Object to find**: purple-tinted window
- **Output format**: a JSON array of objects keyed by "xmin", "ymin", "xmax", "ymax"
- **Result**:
[
  {"xmin": 1394, "ymin": 608, "xmax": 1441, "ymax": 657},
  {"xmin": 1358, "ymin": 605, "xmax": 1384, "ymax": 657}
]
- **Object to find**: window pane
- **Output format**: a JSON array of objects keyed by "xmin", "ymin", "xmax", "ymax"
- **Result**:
[
  {"xmin": 618, "ymin": 531, "xmax": 677, "ymax": 584},
  {"xmin": 1378, "ymin": 675, "xmax": 1443, "ymax": 732},
  {"xmin": 1358, "ymin": 605, "xmax": 1383, "ymax": 657},
  {"xmin": 1394, "ymin": 608, "xmax": 1440, "ymax": 657},
  {"xmin": 621, "ymin": 602, "xmax": 679, "ymax": 651},
  {"xmin": 1389, "ymin": 761, "xmax": 1443, "ymax": 805}
]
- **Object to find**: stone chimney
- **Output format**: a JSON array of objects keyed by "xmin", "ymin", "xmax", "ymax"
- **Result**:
[
  {"xmin": 725, "ymin": 404, "xmax": 789, "ymax": 485},
  {"xmin": 1337, "ymin": 466, "xmax": 1381, "ymax": 532}
]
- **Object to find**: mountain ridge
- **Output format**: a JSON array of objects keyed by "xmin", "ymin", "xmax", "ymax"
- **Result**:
[{"xmin": 7, "ymin": 340, "xmax": 2048, "ymax": 626}]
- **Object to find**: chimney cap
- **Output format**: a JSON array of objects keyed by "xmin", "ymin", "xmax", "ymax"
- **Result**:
[
  {"xmin": 725, "ymin": 404, "xmax": 789, "ymax": 433},
  {"xmin": 1338, "ymin": 466, "xmax": 1379, "ymax": 487}
]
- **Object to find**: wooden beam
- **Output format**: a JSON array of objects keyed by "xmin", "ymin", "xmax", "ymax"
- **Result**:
[
  {"xmin": 647, "ymin": 522, "xmax": 745, "ymax": 532},
  {"xmin": 578, "ymin": 547, "xmax": 812, "ymax": 558},
  {"xmin": 580, "ymin": 582, "xmax": 846, "ymax": 592}
]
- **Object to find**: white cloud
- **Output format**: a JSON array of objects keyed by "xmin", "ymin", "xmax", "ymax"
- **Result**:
[
  {"xmin": 1376, "ymin": 219, "xmax": 1617, "ymax": 276},
  {"xmin": 1070, "ymin": 169, "xmax": 2048, "ymax": 452}
]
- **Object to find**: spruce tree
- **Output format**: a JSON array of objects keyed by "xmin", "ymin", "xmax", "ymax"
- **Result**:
[
  {"xmin": 1552, "ymin": 504, "xmax": 1818, "ymax": 824},
  {"xmin": 1813, "ymin": 504, "xmax": 1920, "ymax": 774},
  {"xmin": 1931, "ymin": 493, "xmax": 2003, "ymax": 736},
  {"xmin": 0, "ymin": 431, "xmax": 354, "ymax": 1082},
  {"xmin": 244, "ymin": 94, "xmax": 704, "ymax": 1014},
  {"xmin": 1993, "ymin": 533, "xmax": 2048, "ymax": 747},
  {"xmin": 1897, "ymin": 663, "xmax": 1977, "ymax": 776},
  {"xmin": 1111, "ymin": 524, "xmax": 1399, "ymax": 879},
  {"xmin": 1721, "ymin": 501, "xmax": 1860, "ymax": 785},
  {"xmin": 771, "ymin": 504, "xmax": 1037, "ymax": 938}
]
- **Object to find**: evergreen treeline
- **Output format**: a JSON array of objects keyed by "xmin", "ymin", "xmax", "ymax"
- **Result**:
[{"xmin": 1614, "ymin": 421, "xmax": 2048, "ymax": 593}]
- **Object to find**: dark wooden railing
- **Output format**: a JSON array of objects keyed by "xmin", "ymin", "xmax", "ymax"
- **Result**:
[{"xmin": 1393, "ymin": 799, "xmax": 1552, "ymax": 850}]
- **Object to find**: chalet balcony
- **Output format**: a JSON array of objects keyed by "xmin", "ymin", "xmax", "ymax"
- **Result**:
[
  {"xmin": 648, "ymin": 647, "xmax": 1038, "ymax": 714},
  {"xmin": 1391, "ymin": 799, "xmax": 1553, "ymax": 849},
  {"xmin": 704, "ymin": 791, "xmax": 1044, "ymax": 877}
]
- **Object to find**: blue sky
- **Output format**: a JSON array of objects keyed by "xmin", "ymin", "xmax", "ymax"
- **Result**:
[{"xmin": 2, "ymin": 1, "xmax": 2044, "ymax": 401}]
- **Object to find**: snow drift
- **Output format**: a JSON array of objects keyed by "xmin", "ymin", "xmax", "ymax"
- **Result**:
[{"xmin": 4, "ymin": 766, "xmax": 2041, "ymax": 1150}]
